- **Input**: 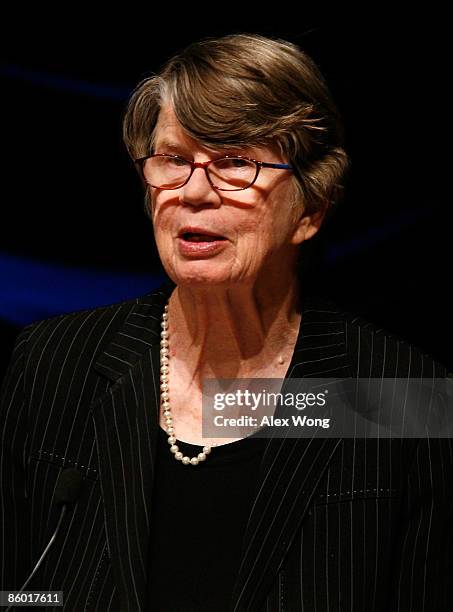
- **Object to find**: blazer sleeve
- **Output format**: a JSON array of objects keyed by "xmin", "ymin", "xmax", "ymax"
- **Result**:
[
  {"xmin": 0, "ymin": 324, "xmax": 34, "ymax": 591},
  {"xmin": 390, "ymin": 435, "xmax": 453, "ymax": 611},
  {"xmin": 344, "ymin": 313, "xmax": 453, "ymax": 609}
]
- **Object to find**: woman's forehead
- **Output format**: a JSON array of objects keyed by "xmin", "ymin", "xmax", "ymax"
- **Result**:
[{"xmin": 154, "ymin": 108, "xmax": 284, "ymax": 161}]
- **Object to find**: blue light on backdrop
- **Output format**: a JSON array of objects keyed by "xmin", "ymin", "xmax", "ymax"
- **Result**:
[
  {"xmin": 0, "ymin": 252, "xmax": 164, "ymax": 326},
  {"xmin": 0, "ymin": 63, "xmax": 131, "ymax": 101}
]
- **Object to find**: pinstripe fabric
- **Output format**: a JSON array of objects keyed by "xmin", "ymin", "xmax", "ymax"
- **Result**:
[{"xmin": 1, "ymin": 284, "xmax": 452, "ymax": 611}]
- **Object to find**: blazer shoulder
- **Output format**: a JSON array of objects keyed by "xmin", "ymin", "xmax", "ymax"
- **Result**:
[
  {"xmin": 11, "ymin": 286, "xmax": 170, "ymax": 383},
  {"xmin": 302, "ymin": 294, "xmax": 449, "ymax": 377},
  {"xmin": 20, "ymin": 297, "xmax": 136, "ymax": 351},
  {"xmin": 21, "ymin": 283, "xmax": 171, "ymax": 338},
  {"xmin": 338, "ymin": 303, "xmax": 449, "ymax": 378}
]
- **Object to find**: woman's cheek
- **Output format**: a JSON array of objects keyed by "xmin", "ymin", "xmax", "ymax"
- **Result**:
[{"xmin": 236, "ymin": 237, "xmax": 265, "ymax": 273}]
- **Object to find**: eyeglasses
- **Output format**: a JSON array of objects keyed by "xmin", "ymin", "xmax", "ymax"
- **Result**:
[{"xmin": 134, "ymin": 153, "xmax": 293, "ymax": 191}]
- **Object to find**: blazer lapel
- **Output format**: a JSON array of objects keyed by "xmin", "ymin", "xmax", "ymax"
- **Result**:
[
  {"xmin": 91, "ymin": 284, "xmax": 172, "ymax": 612},
  {"xmin": 231, "ymin": 295, "xmax": 352, "ymax": 612}
]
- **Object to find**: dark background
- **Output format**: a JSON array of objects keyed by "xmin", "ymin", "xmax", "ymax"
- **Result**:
[{"xmin": 1, "ymin": 12, "xmax": 451, "ymax": 383}]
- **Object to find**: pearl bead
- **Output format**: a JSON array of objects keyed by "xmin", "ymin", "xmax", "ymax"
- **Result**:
[
  {"xmin": 175, "ymin": 452, "xmax": 183, "ymax": 460},
  {"xmin": 166, "ymin": 426, "xmax": 174, "ymax": 434},
  {"xmin": 161, "ymin": 330, "xmax": 169, "ymax": 339},
  {"xmin": 182, "ymin": 456, "xmax": 190, "ymax": 465},
  {"xmin": 203, "ymin": 447, "xmax": 212, "ymax": 454},
  {"xmin": 161, "ymin": 391, "xmax": 169, "ymax": 401},
  {"xmin": 198, "ymin": 453, "xmax": 206, "ymax": 461},
  {"xmin": 170, "ymin": 445, "xmax": 179, "ymax": 453},
  {"xmin": 190, "ymin": 457, "xmax": 199, "ymax": 465},
  {"xmin": 160, "ymin": 383, "xmax": 169, "ymax": 392},
  {"xmin": 168, "ymin": 436, "xmax": 176, "ymax": 444}
]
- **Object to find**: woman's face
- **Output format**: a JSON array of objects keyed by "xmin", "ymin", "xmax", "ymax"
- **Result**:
[{"xmin": 149, "ymin": 106, "xmax": 322, "ymax": 288}]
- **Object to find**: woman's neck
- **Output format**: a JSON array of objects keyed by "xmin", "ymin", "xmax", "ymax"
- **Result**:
[{"xmin": 166, "ymin": 276, "xmax": 302, "ymax": 383}]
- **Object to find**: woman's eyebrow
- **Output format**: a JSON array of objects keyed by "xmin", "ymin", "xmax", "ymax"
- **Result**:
[
  {"xmin": 154, "ymin": 139, "xmax": 257, "ymax": 158},
  {"xmin": 154, "ymin": 140, "xmax": 188, "ymax": 153}
]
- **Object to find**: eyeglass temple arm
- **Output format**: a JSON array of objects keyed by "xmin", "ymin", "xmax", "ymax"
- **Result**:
[{"xmin": 260, "ymin": 162, "xmax": 293, "ymax": 169}]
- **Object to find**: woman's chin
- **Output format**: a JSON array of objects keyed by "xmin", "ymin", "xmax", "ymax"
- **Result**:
[
  {"xmin": 173, "ymin": 273, "xmax": 232, "ymax": 288},
  {"xmin": 166, "ymin": 261, "xmax": 237, "ymax": 287}
]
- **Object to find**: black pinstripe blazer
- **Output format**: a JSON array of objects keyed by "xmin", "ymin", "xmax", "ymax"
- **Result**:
[{"xmin": 1, "ymin": 282, "xmax": 452, "ymax": 612}]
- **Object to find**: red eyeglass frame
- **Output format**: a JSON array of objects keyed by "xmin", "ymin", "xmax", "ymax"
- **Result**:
[{"xmin": 134, "ymin": 153, "xmax": 293, "ymax": 191}]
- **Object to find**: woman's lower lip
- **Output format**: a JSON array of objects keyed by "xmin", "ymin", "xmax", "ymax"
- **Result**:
[{"xmin": 177, "ymin": 237, "xmax": 228, "ymax": 258}]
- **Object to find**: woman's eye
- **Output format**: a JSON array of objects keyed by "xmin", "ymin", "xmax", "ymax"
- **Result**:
[
  {"xmin": 216, "ymin": 158, "xmax": 249, "ymax": 169},
  {"xmin": 165, "ymin": 157, "xmax": 188, "ymax": 167},
  {"xmin": 231, "ymin": 158, "xmax": 248, "ymax": 168}
]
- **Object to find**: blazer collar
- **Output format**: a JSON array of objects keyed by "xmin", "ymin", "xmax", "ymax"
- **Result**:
[
  {"xmin": 91, "ymin": 282, "xmax": 351, "ymax": 611},
  {"xmin": 93, "ymin": 280, "xmax": 174, "ymax": 382}
]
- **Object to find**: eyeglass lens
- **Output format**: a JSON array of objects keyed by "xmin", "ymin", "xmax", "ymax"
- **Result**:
[{"xmin": 142, "ymin": 156, "xmax": 257, "ymax": 190}]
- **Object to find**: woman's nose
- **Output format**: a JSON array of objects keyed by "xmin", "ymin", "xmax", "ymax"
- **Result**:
[{"xmin": 178, "ymin": 167, "xmax": 220, "ymax": 207}]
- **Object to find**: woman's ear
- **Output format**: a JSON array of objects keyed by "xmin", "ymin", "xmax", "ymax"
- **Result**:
[{"xmin": 290, "ymin": 208, "xmax": 326, "ymax": 245}]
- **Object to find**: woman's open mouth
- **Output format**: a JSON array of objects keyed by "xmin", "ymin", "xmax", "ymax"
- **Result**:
[
  {"xmin": 181, "ymin": 232, "xmax": 226, "ymax": 242},
  {"xmin": 177, "ymin": 231, "xmax": 228, "ymax": 257}
]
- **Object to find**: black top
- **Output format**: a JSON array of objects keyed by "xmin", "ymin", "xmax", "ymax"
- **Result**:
[{"xmin": 146, "ymin": 426, "xmax": 267, "ymax": 611}]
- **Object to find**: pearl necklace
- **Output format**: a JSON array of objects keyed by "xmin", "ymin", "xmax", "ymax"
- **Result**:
[{"xmin": 160, "ymin": 303, "xmax": 215, "ymax": 465}]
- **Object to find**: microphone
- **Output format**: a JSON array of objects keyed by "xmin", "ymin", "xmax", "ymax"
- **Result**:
[{"xmin": 5, "ymin": 468, "xmax": 83, "ymax": 612}]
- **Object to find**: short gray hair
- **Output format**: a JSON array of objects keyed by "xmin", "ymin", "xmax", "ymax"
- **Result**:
[{"xmin": 123, "ymin": 33, "xmax": 349, "ymax": 220}]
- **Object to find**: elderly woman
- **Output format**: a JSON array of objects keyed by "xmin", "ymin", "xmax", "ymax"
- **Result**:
[{"xmin": 1, "ymin": 33, "xmax": 452, "ymax": 612}]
